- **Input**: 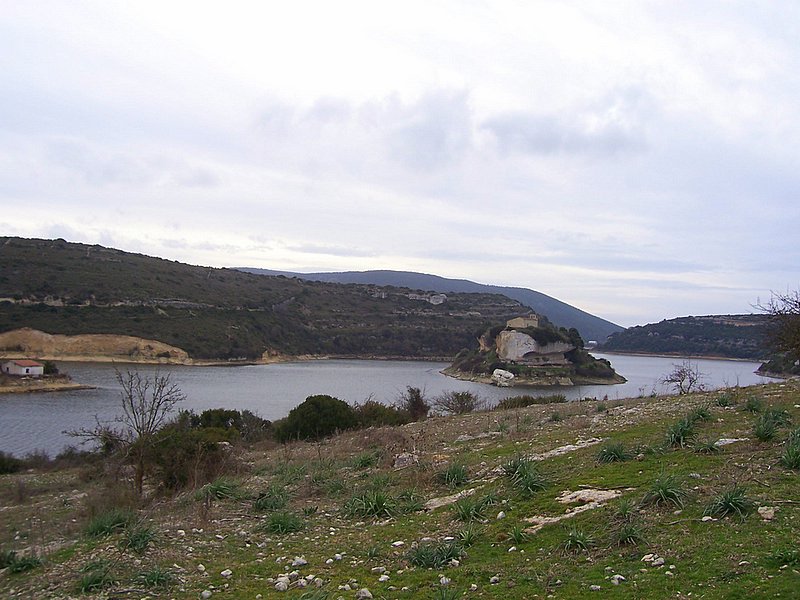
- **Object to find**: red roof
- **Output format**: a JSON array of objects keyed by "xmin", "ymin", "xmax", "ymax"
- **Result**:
[{"xmin": 12, "ymin": 360, "xmax": 44, "ymax": 367}]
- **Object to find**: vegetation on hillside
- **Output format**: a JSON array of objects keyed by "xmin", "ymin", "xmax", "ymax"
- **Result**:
[
  {"xmin": 0, "ymin": 237, "xmax": 527, "ymax": 360},
  {"xmin": 599, "ymin": 314, "xmax": 770, "ymax": 360}
]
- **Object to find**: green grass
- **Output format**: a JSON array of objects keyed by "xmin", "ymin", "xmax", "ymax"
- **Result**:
[
  {"xmin": 84, "ymin": 508, "xmax": 135, "ymax": 537},
  {"xmin": 344, "ymin": 489, "xmax": 397, "ymax": 518},
  {"xmin": 407, "ymin": 540, "xmax": 464, "ymax": 568},
  {"xmin": 665, "ymin": 418, "xmax": 696, "ymax": 448},
  {"xmin": 195, "ymin": 477, "xmax": 242, "ymax": 500},
  {"xmin": 503, "ymin": 456, "xmax": 548, "ymax": 496},
  {"xmin": 560, "ymin": 526, "xmax": 595, "ymax": 553},
  {"xmin": 260, "ymin": 511, "xmax": 304, "ymax": 534},
  {"xmin": 119, "ymin": 525, "xmax": 156, "ymax": 554},
  {"xmin": 253, "ymin": 485, "xmax": 290, "ymax": 511},
  {"xmin": 436, "ymin": 463, "xmax": 469, "ymax": 488},
  {"xmin": 704, "ymin": 485, "xmax": 755, "ymax": 520},
  {"xmin": 597, "ymin": 442, "xmax": 631, "ymax": 463},
  {"xmin": 641, "ymin": 472, "xmax": 688, "ymax": 509},
  {"xmin": 138, "ymin": 566, "xmax": 173, "ymax": 588}
]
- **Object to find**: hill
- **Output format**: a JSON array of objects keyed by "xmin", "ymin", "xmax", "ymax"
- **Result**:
[
  {"xmin": 599, "ymin": 314, "xmax": 770, "ymax": 360},
  {"xmin": 0, "ymin": 237, "xmax": 529, "ymax": 361},
  {"xmin": 1, "ymin": 380, "xmax": 798, "ymax": 598},
  {"xmin": 240, "ymin": 268, "xmax": 623, "ymax": 343}
]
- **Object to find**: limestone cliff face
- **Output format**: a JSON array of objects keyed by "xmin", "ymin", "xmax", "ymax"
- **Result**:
[
  {"xmin": 0, "ymin": 328, "xmax": 189, "ymax": 362},
  {"xmin": 496, "ymin": 330, "xmax": 574, "ymax": 365}
]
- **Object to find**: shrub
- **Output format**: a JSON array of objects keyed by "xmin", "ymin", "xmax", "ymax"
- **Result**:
[
  {"xmin": 395, "ymin": 387, "xmax": 430, "ymax": 421},
  {"xmin": 503, "ymin": 456, "xmax": 547, "ymax": 496},
  {"xmin": 597, "ymin": 442, "xmax": 631, "ymax": 463},
  {"xmin": 76, "ymin": 561, "xmax": 115, "ymax": 593},
  {"xmin": 436, "ymin": 464, "xmax": 469, "ymax": 488},
  {"xmin": 716, "ymin": 391, "xmax": 737, "ymax": 407},
  {"xmin": 613, "ymin": 498, "xmax": 638, "ymax": 522},
  {"xmin": 687, "ymin": 405, "xmax": 712, "ymax": 423},
  {"xmin": 353, "ymin": 400, "xmax": 410, "ymax": 427},
  {"xmin": 704, "ymin": 485, "xmax": 754, "ymax": 519},
  {"xmin": 433, "ymin": 391, "xmax": 485, "ymax": 415},
  {"xmin": 549, "ymin": 411, "xmax": 563, "ymax": 422},
  {"xmin": 613, "ymin": 521, "xmax": 646, "ymax": 546},
  {"xmin": 641, "ymin": 473, "xmax": 688, "ymax": 509},
  {"xmin": 275, "ymin": 395, "xmax": 357, "ymax": 441},
  {"xmin": 148, "ymin": 424, "xmax": 235, "ymax": 490},
  {"xmin": 7, "ymin": 554, "xmax": 42, "ymax": 573},
  {"xmin": 0, "ymin": 451, "xmax": 22, "ymax": 474},
  {"xmin": 350, "ymin": 451, "xmax": 381, "ymax": 469},
  {"xmin": 396, "ymin": 489, "xmax": 424, "ymax": 513},
  {"xmin": 457, "ymin": 524, "xmax": 481, "ymax": 547},
  {"xmin": 496, "ymin": 394, "xmax": 566, "ymax": 410},
  {"xmin": 753, "ymin": 413, "xmax": 778, "ymax": 442},
  {"xmin": 85, "ymin": 509, "xmax": 135, "ymax": 537},
  {"xmin": 780, "ymin": 439, "xmax": 800, "ymax": 470}
]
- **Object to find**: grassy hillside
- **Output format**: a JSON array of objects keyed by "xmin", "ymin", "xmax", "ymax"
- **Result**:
[
  {"xmin": 1, "ymin": 381, "xmax": 798, "ymax": 598},
  {"xmin": 0, "ymin": 237, "xmax": 526, "ymax": 360},
  {"xmin": 600, "ymin": 315, "xmax": 770, "ymax": 360},
  {"xmin": 240, "ymin": 269, "xmax": 624, "ymax": 343}
]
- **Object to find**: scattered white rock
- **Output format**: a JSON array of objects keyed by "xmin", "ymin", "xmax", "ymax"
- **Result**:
[
  {"xmin": 508, "ymin": 546, "xmax": 517, "ymax": 552},
  {"xmin": 291, "ymin": 556, "xmax": 308, "ymax": 567},
  {"xmin": 371, "ymin": 567, "xmax": 386, "ymax": 574},
  {"xmin": 334, "ymin": 553, "xmax": 343, "ymax": 561},
  {"xmin": 739, "ymin": 560, "xmax": 751, "ymax": 566},
  {"xmin": 470, "ymin": 584, "xmax": 478, "ymax": 591},
  {"xmin": 642, "ymin": 554, "xmax": 654, "ymax": 562},
  {"xmin": 391, "ymin": 541, "xmax": 405, "ymax": 547},
  {"xmin": 440, "ymin": 576, "xmax": 451, "ymax": 586},
  {"xmin": 758, "ymin": 506, "xmax": 776, "ymax": 521},
  {"xmin": 449, "ymin": 559, "xmax": 460, "ymax": 567},
  {"xmin": 200, "ymin": 591, "xmax": 212, "ymax": 600},
  {"xmin": 611, "ymin": 574, "xmax": 625, "ymax": 585},
  {"xmin": 296, "ymin": 579, "xmax": 308, "ymax": 588},
  {"xmin": 490, "ymin": 575, "xmax": 500, "ymax": 584},
  {"xmin": 177, "ymin": 529, "xmax": 186, "ymax": 536},
  {"xmin": 590, "ymin": 584, "xmax": 601, "ymax": 591},
  {"xmin": 701, "ymin": 516, "xmax": 714, "ymax": 522},
  {"xmin": 220, "ymin": 569, "xmax": 233, "ymax": 578},
  {"xmin": 355, "ymin": 588, "xmax": 373, "ymax": 599},
  {"xmin": 325, "ymin": 558, "xmax": 334, "ymax": 564},
  {"xmin": 378, "ymin": 574, "xmax": 390, "ymax": 582},
  {"xmin": 497, "ymin": 511, "xmax": 506, "ymax": 520},
  {"xmin": 715, "ymin": 438, "xmax": 748, "ymax": 447},
  {"xmin": 197, "ymin": 563, "xmax": 206, "ymax": 573},
  {"xmin": 665, "ymin": 571, "xmax": 674, "ymax": 577},
  {"xmin": 393, "ymin": 452, "xmax": 419, "ymax": 469},
  {"xmin": 274, "ymin": 580, "xmax": 288, "ymax": 592},
  {"xmin": 652, "ymin": 558, "xmax": 665, "ymax": 567}
]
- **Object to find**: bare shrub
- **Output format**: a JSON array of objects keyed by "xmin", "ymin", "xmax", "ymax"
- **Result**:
[{"xmin": 432, "ymin": 390, "xmax": 486, "ymax": 415}]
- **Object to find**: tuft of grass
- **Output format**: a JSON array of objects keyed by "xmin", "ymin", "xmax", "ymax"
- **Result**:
[
  {"xmin": 693, "ymin": 439, "xmax": 721, "ymax": 454},
  {"xmin": 195, "ymin": 477, "xmax": 242, "ymax": 501},
  {"xmin": 85, "ymin": 508, "xmax": 134, "ymax": 538},
  {"xmin": 763, "ymin": 407, "xmax": 791, "ymax": 427},
  {"xmin": 351, "ymin": 451, "xmax": 381, "ymax": 469},
  {"xmin": 7, "ymin": 554, "xmax": 42, "ymax": 573},
  {"xmin": 595, "ymin": 403, "xmax": 608, "ymax": 413},
  {"xmin": 716, "ymin": 391, "xmax": 737, "ymax": 407},
  {"xmin": 687, "ymin": 405, "xmax": 713, "ymax": 423},
  {"xmin": 261, "ymin": 511, "xmax": 304, "ymax": 534},
  {"xmin": 641, "ymin": 472, "xmax": 688, "ymax": 509},
  {"xmin": 138, "ymin": 566, "xmax": 172, "ymax": 588},
  {"xmin": 120, "ymin": 525, "xmax": 156, "ymax": 555},
  {"xmin": 597, "ymin": 442, "xmax": 631, "ymax": 463},
  {"xmin": 434, "ymin": 588, "xmax": 460, "ymax": 600},
  {"xmin": 436, "ymin": 464, "xmax": 469, "ymax": 489},
  {"xmin": 457, "ymin": 523, "xmax": 481, "ymax": 547},
  {"xmin": 254, "ymin": 485, "xmax": 290, "ymax": 512},
  {"xmin": 753, "ymin": 413, "xmax": 778, "ymax": 442},
  {"xmin": 561, "ymin": 526, "xmax": 595, "ymax": 553},
  {"xmin": 508, "ymin": 524, "xmax": 529, "ymax": 545},
  {"xmin": 365, "ymin": 545, "xmax": 383, "ymax": 560},
  {"xmin": 704, "ymin": 485, "xmax": 755, "ymax": 520},
  {"xmin": 453, "ymin": 496, "xmax": 488, "ymax": 522},
  {"xmin": 76, "ymin": 562, "xmax": 115, "ymax": 593},
  {"xmin": 503, "ymin": 456, "xmax": 547, "ymax": 496},
  {"xmin": 665, "ymin": 418, "xmax": 696, "ymax": 448},
  {"xmin": 407, "ymin": 540, "xmax": 464, "ymax": 568},
  {"xmin": 742, "ymin": 396, "xmax": 763, "ymax": 413},
  {"xmin": 613, "ymin": 521, "xmax": 646, "ymax": 546},
  {"xmin": 549, "ymin": 411, "xmax": 563, "ymax": 423},
  {"xmin": 344, "ymin": 489, "xmax": 396, "ymax": 519},
  {"xmin": 781, "ymin": 444, "xmax": 800, "ymax": 469},
  {"xmin": 613, "ymin": 497, "xmax": 639, "ymax": 522},
  {"xmin": 396, "ymin": 489, "xmax": 424, "ymax": 514},
  {"xmin": 768, "ymin": 548, "xmax": 800, "ymax": 567}
]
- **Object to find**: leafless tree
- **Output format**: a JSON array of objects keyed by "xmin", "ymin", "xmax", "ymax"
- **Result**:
[
  {"xmin": 660, "ymin": 361, "xmax": 705, "ymax": 395},
  {"xmin": 432, "ymin": 390, "xmax": 486, "ymax": 415},
  {"xmin": 757, "ymin": 289, "xmax": 800, "ymax": 359},
  {"xmin": 70, "ymin": 369, "xmax": 184, "ymax": 495}
]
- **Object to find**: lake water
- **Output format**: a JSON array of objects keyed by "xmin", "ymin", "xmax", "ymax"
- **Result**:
[{"xmin": 0, "ymin": 353, "xmax": 770, "ymax": 457}]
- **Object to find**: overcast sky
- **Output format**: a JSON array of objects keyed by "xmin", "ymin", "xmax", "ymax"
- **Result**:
[{"xmin": 2, "ymin": 1, "xmax": 798, "ymax": 326}]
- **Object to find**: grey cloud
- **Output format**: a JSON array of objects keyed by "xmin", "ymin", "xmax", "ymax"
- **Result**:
[
  {"xmin": 288, "ymin": 243, "xmax": 377, "ymax": 258},
  {"xmin": 483, "ymin": 89, "xmax": 650, "ymax": 157}
]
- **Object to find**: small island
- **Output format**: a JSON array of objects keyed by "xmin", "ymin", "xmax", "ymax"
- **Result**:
[
  {"xmin": 444, "ymin": 314, "xmax": 625, "ymax": 386},
  {"xmin": 0, "ymin": 359, "xmax": 91, "ymax": 394}
]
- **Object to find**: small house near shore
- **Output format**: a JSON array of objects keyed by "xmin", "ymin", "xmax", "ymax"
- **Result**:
[
  {"xmin": 1, "ymin": 359, "xmax": 45, "ymax": 377},
  {"xmin": 506, "ymin": 314, "xmax": 540, "ymax": 330}
]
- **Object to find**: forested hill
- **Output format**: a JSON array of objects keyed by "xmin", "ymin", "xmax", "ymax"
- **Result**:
[
  {"xmin": 599, "ymin": 314, "xmax": 770, "ymax": 360},
  {"xmin": 0, "ymin": 237, "xmax": 529, "ymax": 360},
  {"xmin": 239, "ymin": 268, "xmax": 623, "ymax": 343}
]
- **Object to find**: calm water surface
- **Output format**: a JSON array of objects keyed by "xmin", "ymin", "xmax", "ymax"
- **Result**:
[{"xmin": 0, "ymin": 354, "xmax": 769, "ymax": 457}]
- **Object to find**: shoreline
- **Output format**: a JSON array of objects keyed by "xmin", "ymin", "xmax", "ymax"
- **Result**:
[
  {"xmin": 0, "ymin": 380, "xmax": 95, "ymax": 395},
  {"xmin": 594, "ymin": 349, "xmax": 766, "ymax": 363},
  {"xmin": 441, "ymin": 366, "xmax": 626, "ymax": 388}
]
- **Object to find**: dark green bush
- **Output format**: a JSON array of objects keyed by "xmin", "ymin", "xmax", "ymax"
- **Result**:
[
  {"xmin": 148, "ymin": 425, "xmax": 235, "ymax": 490},
  {"xmin": 353, "ymin": 400, "xmax": 410, "ymax": 427},
  {"xmin": 496, "ymin": 394, "xmax": 566, "ymax": 409},
  {"xmin": 394, "ymin": 387, "xmax": 430, "ymax": 421},
  {"xmin": 0, "ymin": 451, "xmax": 22, "ymax": 474},
  {"xmin": 275, "ymin": 395, "xmax": 357, "ymax": 442}
]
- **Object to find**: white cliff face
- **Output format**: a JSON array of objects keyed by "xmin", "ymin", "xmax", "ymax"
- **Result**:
[{"xmin": 496, "ymin": 330, "xmax": 574, "ymax": 363}]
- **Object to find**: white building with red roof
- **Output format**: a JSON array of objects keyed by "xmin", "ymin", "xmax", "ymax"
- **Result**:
[{"xmin": 1, "ymin": 359, "xmax": 45, "ymax": 377}]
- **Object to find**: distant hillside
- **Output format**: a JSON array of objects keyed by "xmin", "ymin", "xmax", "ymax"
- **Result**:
[
  {"xmin": 599, "ymin": 314, "xmax": 770, "ymax": 360},
  {"xmin": 0, "ymin": 237, "xmax": 528, "ymax": 361},
  {"xmin": 239, "ymin": 269, "xmax": 623, "ymax": 343}
]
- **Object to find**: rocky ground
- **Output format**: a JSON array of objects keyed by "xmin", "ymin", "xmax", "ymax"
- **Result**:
[{"xmin": 1, "ymin": 380, "xmax": 799, "ymax": 599}]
